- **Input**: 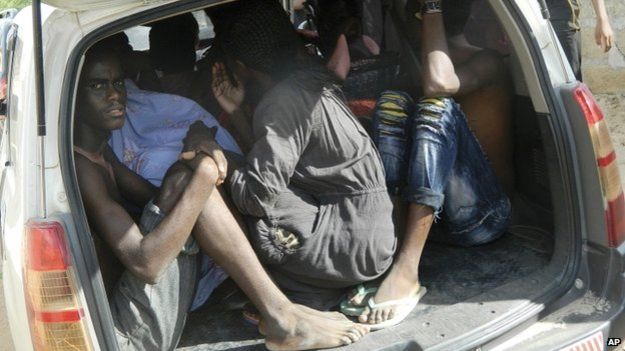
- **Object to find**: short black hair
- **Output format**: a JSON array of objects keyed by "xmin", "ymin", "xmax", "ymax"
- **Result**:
[
  {"xmin": 212, "ymin": 0, "xmax": 306, "ymax": 81},
  {"xmin": 83, "ymin": 39, "xmax": 122, "ymax": 72},
  {"xmin": 316, "ymin": 0, "xmax": 362, "ymax": 56},
  {"xmin": 93, "ymin": 32, "xmax": 132, "ymax": 55},
  {"xmin": 149, "ymin": 13, "xmax": 199, "ymax": 74}
]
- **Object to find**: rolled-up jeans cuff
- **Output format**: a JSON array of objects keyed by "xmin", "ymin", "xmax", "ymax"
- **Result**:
[
  {"xmin": 140, "ymin": 199, "xmax": 199, "ymax": 255},
  {"xmin": 401, "ymin": 187, "xmax": 445, "ymax": 214}
]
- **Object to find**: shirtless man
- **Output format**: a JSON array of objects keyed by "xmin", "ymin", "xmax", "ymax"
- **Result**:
[{"xmin": 73, "ymin": 42, "xmax": 368, "ymax": 351}]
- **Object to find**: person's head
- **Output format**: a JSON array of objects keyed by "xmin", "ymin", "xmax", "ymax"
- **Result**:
[
  {"xmin": 75, "ymin": 43, "xmax": 127, "ymax": 133},
  {"xmin": 149, "ymin": 13, "xmax": 199, "ymax": 74},
  {"xmin": 211, "ymin": 0, "xmax": 307, "ymax": 90},
  {"xmin": 97, "ymin": 32, "xmax": 133, "ymax": 56},
  {"xmin": 316, "ymin": 0, "xmax": 362, "ymax": 56}
]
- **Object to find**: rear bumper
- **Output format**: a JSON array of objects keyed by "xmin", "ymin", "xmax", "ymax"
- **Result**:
[{"xmin": 490, "ymin": 274, "xmax": 625, "ymax": 350}]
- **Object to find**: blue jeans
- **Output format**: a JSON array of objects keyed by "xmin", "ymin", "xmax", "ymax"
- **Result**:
[{"xmin": 373, "ymin": 91, "xmax": 511, "ymax": 247}]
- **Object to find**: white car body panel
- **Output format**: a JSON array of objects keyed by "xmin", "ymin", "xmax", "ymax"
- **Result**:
[{"xmin": 0, "ymin": 0, "xmax": 583, "ymax": 349}]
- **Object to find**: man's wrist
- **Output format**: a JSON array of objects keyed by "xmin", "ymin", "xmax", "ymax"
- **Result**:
[{"xmin": 422, "ymin": 0, "xmax": 442, "ymax": 15}]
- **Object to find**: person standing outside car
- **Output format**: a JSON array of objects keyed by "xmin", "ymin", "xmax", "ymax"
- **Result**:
[{"xmin": 547, "ymin": 0, "xmax": 614, "ymax": 80}]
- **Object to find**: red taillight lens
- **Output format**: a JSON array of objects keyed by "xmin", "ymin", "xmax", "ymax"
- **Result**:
[
  {"xmin": 24, "ymin": 220, "xmax": 93, "ymax": 351},
  {"xmin": 26, "ymin": 221, "xmax": 69, "ymax": 271},
  {"xmin": 560, "ymin": 331, "xmax": 604, "ymax": 351},
  {"xmin": 573, "ymin": 84, "xmax": 625, "ymax": 247}
]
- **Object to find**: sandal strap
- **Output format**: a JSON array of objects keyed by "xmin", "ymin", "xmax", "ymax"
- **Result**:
[
  {"xmin": 366, "ymin": 287, "xmax": 427, "ymax": 309},
  {"xmin": 351, "ymin": 284, "xmax": 378, "ymax": 298}
]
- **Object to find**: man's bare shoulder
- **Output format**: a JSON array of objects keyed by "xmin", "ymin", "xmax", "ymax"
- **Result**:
[
  {"xmin": 74, "ymin": 151, "xmax": 98, "ymax": 174},
  {"xmin": 74, "ymin": 152, "xmax": 117, "ymax": 203}
]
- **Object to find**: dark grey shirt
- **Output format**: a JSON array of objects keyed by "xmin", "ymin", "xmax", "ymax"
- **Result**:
[
  {"xmin": 547, "ymin": 0, "xmax": 581, "ymax": 30},
  {"xmin": 229, "ymin": 68, "xmax": 396, "ymax": 289}
]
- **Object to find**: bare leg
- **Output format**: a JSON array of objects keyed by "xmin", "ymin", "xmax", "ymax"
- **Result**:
[
  {"xmin": 153, "ymin": 162, "xmax": 367, "ymax": 349},
  {"xmin": 359, "ymin": 204, "xmax": 432, "ymax": 324},
  {"xmin": 326, "ymin": 34, "xmax": 351, "ymax": 81},
  {"xmin": 192, "ymin": 186, "xmax": 369, "ymax": 350},
  {"xmin": 456, "ymin": 83, "xmax": 514, "ymax": 194},
  {"xmin": 450, "ymin": 40, "xmax": 515, "ymax": 194}
]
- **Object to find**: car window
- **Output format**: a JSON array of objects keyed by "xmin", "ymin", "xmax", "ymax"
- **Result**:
[
  {"xmin": 125, "ymin": 25, "xmax": 150, "ymax": 51},
  {"xmin": 125, "ymin": 10, "xmax": 214, "ymax": 52},
  {"xmin": 0, "ymin": 22, "xmax": 16, "ymax": 142},
  {"xmin": 192, "ymin": 10, "xmax": 214, "ymax": 43},
  {"xmin": 0, "ymin": 22, "xmax": 15, "ymax": 261},
  {"xmin": 0, "ymin": 9, "xmax": 16, "ymax": 20}
]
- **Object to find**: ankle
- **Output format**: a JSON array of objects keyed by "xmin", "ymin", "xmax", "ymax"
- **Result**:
[
  {"xmin": 262, "ymin": 304, "xmax": 298, "ymax": 335},
  {"xmin": 385, "ymin": 261, "xmax": 420, "ymax": 286}
]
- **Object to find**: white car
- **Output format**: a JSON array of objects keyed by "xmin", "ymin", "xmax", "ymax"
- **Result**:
[{"xmin": 1, "ymin": 0, "xmax": 623, "ymax": 350}]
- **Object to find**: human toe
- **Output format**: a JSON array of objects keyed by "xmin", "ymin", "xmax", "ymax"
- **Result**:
[
  {"xmin": 380, "ymin": 308, "xmax": 392, "ymax": 322},
  {"xmin": 358, "ymin": 307, "xmax": 371, "ymax": 323}
]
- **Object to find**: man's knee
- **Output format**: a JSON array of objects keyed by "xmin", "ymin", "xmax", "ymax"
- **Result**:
[
  {"xmin": 374, "ymin": 91, "xmax": 414, "ymax": 128},
  {"xmin": 414, "ymin": 97, "xmax": 457, "ymax": 132}
]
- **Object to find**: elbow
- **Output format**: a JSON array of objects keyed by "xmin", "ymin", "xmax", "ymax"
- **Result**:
[{"xmin": 422, "ymin": 75, "xmax": 460, "ymax": 98}]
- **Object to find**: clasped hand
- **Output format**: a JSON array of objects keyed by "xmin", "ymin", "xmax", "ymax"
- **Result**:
[{"xmin": 181, "ymin": 121, "xmax": 228, "ymax": 185}]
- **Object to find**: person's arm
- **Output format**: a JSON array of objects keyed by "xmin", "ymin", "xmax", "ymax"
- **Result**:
[
  {"xmin": 182, "ymin": 95, "xmax": 311, "ymax": 218},
  {"xmin": 420, "ymin": 0, "xmax": 460, "ymax": 97},
  {"xmin": 591, "ymin": 0, "xmax": 614, "ymax": 52},
  {"xmin": 211, "ymin": 62, "xmax": 255, "ymax": 152},
  {"xmin": 326, "ymin": 34, "xmax": 352, "ymax": 81},
  {"xmin": 76, "ymin": 153, "xmax": 218, "ymax": 284},
  {"xmin": 227, "ymin": 107, "xmax": 255, "ymax": 153},
  {"xmin": 104, "ymin": 146, "xmax": 157, "ymax": 208},
  {"xmin": 229, "ymin": 94, "xmax": 314, "ymax": 217},
  {"xmin": 180, "ymin": 121, "xmax": 246, "ymax": 177}
]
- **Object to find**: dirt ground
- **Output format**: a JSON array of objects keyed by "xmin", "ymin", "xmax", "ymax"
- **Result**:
[{"xmin": 0, "ymin": 94, "xmax": 623, "ymax": 350}]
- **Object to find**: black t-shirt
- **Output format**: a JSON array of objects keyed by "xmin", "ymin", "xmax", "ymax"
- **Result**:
[
  {"xmin": 442, "ymin": 0, "xmax": 475, "ymax": 36},
  {"xmin": 546, "ymin": 0, "xmax": 581, "ymax": 31}
]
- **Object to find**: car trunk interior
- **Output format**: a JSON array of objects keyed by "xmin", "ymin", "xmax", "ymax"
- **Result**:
[
  {"xmin": 69, "ymin": 0, "xmax": 575, "ymax": 350},
  {"xmin": 175, "ymin": 97, "xmax": 559, "ymax": 350},
  {"xmin": 175, "ymin": 101, "xmax": 558, "ymax": 351},
  {"xmin": 174, "ymin": 2, "xmax": 563, "ymax": 350}
]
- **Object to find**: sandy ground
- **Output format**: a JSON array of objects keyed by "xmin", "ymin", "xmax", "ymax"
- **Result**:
[{"xmin": 0, "ymin": 94, "xmax": 623, "ymax": 350}]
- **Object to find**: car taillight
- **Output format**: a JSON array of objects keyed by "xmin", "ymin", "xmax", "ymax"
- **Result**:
[
  {"xmin": 24, "ymin": 220, "xmax": 93, "ymax": 351},
  {"xmin": 574, "ymin": 83, "xmax": 625, "ymax": 247}
]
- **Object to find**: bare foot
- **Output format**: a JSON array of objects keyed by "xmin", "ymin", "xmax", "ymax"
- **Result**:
[
  {"xmin": 359, "ymin": 262, "xmax": 421, "ymax": 325},
  {"xmin": 253, "ymin": 304, "xmax": 345, "ymax": 331},
  {"xmin": 261, "ymin": 304, "xmax": 370, "ymax": 350},
  {"xmin": 296, "ymin": 304, "xmax": 347, "ymax": 321}
]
